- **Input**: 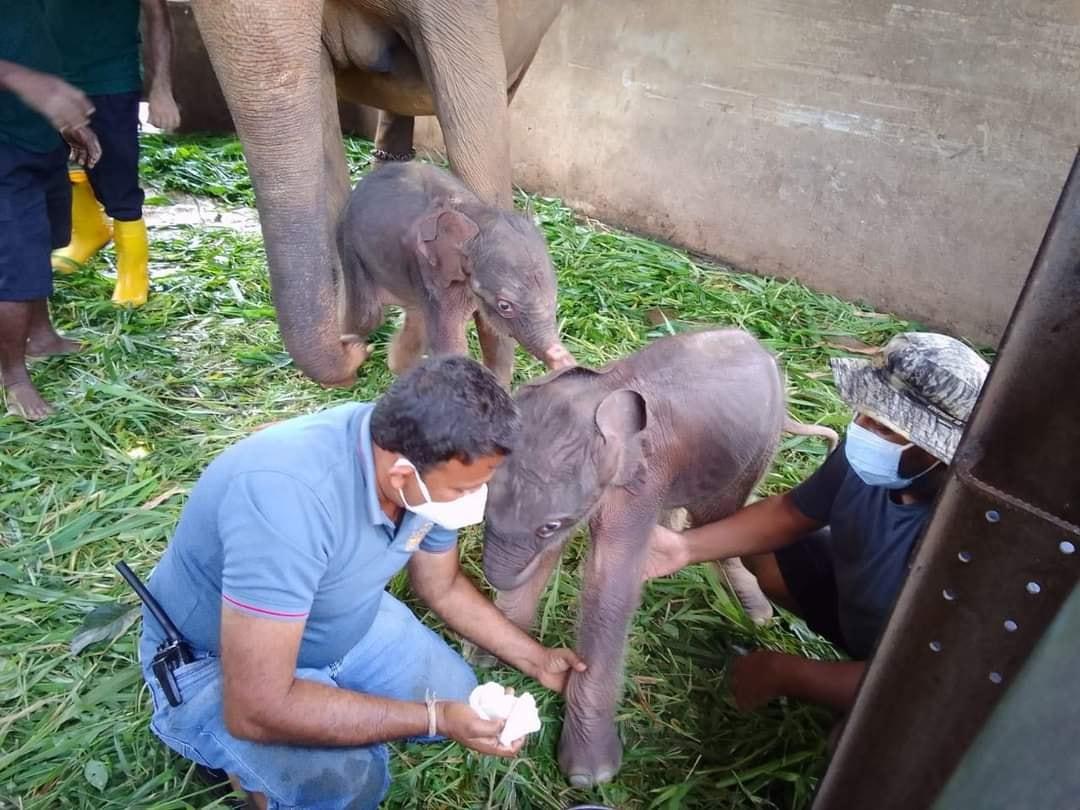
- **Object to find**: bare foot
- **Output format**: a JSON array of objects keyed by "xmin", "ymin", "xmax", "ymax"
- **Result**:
[
  {"xmin": 3, "ymin": 380, "xmax": 54, "ymax": 421},
  {"xmin": 26, "ymin": 332, "xmax": 83, "ymax": 358}
]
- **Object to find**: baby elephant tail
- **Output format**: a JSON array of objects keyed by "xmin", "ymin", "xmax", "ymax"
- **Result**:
[{"xmin": 783, "ymin": 416, "xmax": 840, "ymax": 452}]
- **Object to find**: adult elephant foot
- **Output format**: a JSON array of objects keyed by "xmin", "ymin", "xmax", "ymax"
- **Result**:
[{"xmin": 558, "ymin": 718, "xmax": 622, "ymax": 788}]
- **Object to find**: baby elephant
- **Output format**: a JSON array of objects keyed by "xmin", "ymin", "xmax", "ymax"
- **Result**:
[
  {"xmin": 482, "ymin": 329, "xmax": 794, "ymax": 787},
  {"xmin": 340, "ymin": 162, "xmax": 574, "ymax": 384}
]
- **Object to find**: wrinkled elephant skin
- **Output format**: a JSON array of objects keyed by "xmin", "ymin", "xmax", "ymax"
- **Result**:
[
  {"xmin": 483, "ymin": 329, "xmax": 788, "ymax": 786},
  {"xmin": 341, "ymin": 163, "xmax": 571, "ymax": 384},
  {"xmin": 191, "ymin": 0, "xmax": 565, "ymax": 385}
]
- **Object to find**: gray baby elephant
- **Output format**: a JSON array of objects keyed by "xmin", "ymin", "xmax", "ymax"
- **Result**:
[
  {"xmin": 482, "ymin": 329, "xmax": 795, "ymax": 787},
  {"xmin": 340, "ymin": 162, "xmax": 574, "ymax": 383}
]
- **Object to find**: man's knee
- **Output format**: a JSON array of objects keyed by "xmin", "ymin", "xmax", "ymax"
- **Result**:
[
  {"xmin": 440, "ymin": 649, "xmax": 478, "ymax": 703},
  {"xmin": 223, "ymin": 736, "xmax": 389, "ymax": 810}
]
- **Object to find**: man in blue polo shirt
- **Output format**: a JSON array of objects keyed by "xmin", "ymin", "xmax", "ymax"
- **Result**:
[
  {"xmin": 643, "ymin": 333, "xmax": 989, "ymax": 712},
  {"xmin": 140, "ymin": 356, "xmax": 585, "ymax": 809}
]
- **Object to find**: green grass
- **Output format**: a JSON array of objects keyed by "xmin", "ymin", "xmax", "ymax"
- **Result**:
[{"xmin": 1, "ymin": 135, "xmax": 917, "ymax": 809}]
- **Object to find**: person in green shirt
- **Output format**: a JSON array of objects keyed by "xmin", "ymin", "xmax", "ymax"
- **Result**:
[
  {"xmin": 1, "ymin": 3, "xmax": 100, "ymax": 421},
  {"xmin": 47, "ymin": 0, "xmax": 179, "ymax": 307}
]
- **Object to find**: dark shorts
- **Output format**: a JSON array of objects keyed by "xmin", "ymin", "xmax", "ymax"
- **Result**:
[
  {"xmin": 0, "ymin": 142, "xmax": 71, "ymax": 302},
  {"xmin": 87, "ymin": 91, "xmax": 143, "ymax": 221},
  {"xmin": 775, "ymin": 527, "xmax": 850, "ymax": 654}
]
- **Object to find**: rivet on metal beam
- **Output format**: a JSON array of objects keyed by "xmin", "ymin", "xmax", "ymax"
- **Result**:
[
  {"xmin": 1003, "ymin": 619, "xmax": 1018, "ymax": 632},
  {"xmin": 1060, "ymin": 540, "xmax": 1076, "ymax": 555},
  {"xmin": 985, "ymin": 510, "xmax": 1001, "ymax": 523},
  {"xmin": 1026, "ymin": 581, "xmax": 1042, "ymax": 595},
  {"xmin": 943, "ymin": 588, "xmax": 957, "ymax": 601},
  {"xmin": 958, "ymin": 551, "xmax": 973, "ymax": 563},
  {"xmin": 988, "ymin": 672, "xmax": 1003, "ymax": 685}
]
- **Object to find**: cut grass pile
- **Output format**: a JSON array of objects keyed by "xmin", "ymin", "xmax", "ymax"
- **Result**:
[{"xmin": 1, "ymin": 134, "xmax": 917, "ymax": 809}]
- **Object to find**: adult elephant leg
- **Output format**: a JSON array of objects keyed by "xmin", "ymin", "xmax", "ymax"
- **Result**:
[
  {"xmin": 559, "ymin": 495, "xmax": 657, "ymax": 787},
  {"xmin": 411, "ymin": 0, "xmax": 513, "ymax": 207},
  {"xmin": 373, "ymin": 112, "xmax": 416, "ymax": 162},
  {"xmin": 192, "ymin": 0, "xmax": 364, "ymax": 386}
]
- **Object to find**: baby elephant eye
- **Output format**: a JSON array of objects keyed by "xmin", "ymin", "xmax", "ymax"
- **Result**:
[
  {"xmin": 496, "ymin": 299, "xmax": 515, "ymax": 317},
  {"xmin": 536, "ymin": 520, "xmax": 562, "ymax": 539}
]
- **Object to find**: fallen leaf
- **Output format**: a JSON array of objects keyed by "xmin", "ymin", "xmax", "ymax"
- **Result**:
[
  {"xmin": 824, "ymin": 336, "xmax": 880, "ymax": 355},
  {"xmin": 84, "ymin": 760, "xmax": 109, "ymax": 791},
  {"xmin": 645, "ymin": 307, "xmax": 679, "ymax": 327},
  {"xmin": 141, "ymin": 486, "xmax": 187, "ymax": 511},
  {"xmin": 71, "ymin": 603, "xmax": 140, "ymax": 656}
]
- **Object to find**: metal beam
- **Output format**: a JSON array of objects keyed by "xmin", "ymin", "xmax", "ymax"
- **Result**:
[
  {"xmin": 812, "ymin": 149, "xmax": 1080, "ymax": 809},
  {"xmin": 931, "ymin": 582, "xmax": 1080, "ymax": 810}
]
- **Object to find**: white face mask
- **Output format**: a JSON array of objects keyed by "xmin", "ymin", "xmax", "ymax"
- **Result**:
[{"xmin": 394, "ymin": 458, "xmax": 488, "ymax": 530}]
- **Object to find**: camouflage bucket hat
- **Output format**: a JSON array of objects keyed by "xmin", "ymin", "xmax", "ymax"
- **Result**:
[{"xmin": 830, "ymin": 333, "xmax": 990, "ymax": 463}]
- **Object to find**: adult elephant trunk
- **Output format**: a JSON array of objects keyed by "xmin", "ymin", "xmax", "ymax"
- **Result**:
[{"xmin": 193, "ymin": 0, "xmax": 365, "ymax": 386}]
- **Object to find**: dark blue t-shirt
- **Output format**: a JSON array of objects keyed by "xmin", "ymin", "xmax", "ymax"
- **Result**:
[
  {"xmin": 789, "ymin": 442, "xmax": 931, "ymax": 658},
  {"xmin": 142, "ymin": 403, "xmax": 457, "ymax": 669}
]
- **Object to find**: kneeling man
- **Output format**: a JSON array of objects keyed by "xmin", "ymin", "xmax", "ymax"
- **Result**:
[{"xmin": 138, "ymin": 356, "xmax": 583, "ymax": 809}]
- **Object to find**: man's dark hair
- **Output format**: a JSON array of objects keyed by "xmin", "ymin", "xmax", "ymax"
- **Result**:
[{"xmin": 371, "ymin": 356, "xmax": 521, "ymax": 472}]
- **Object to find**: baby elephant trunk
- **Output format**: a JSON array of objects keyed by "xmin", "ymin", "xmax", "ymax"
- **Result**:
[
  {"xmin": 512, "ymin": 321, "xmax": 575, "ymax": 371},
  {"xmin": 542, "ymin": 342, "xmax": 576, "ymax": 370}
]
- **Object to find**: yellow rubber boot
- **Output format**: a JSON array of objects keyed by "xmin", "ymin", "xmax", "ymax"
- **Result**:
[
  {"xmin": 112, "ymin": 218, "xmax": 149, "ymax": 307},
  {"xmin": 51, "ymin": 169, "xmax": 112, "ymax": 273}
]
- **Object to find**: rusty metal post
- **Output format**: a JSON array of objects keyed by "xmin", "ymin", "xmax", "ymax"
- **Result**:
[{"xmin": 812, "ymin": 149, "xmax": 1080, "ymax": 810}]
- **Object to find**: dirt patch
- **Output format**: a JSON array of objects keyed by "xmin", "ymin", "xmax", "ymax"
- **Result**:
[{"xmin": 145, "ymin": 193, "xmax": 261, "ymax": 238}]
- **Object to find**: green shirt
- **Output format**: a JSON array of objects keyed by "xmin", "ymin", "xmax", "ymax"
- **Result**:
[
  {"xmin": 45, "ymin": 0, "xmax": 142, "ymax": 96},
  {"xmin": 0, "ymin": 1, "xmax": 63, "ymax": 153}
]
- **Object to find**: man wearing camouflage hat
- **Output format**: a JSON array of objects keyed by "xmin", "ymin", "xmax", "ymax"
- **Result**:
[{"xmin": 642, "ymin": 332, "xmax": 989, "ymax": 712}]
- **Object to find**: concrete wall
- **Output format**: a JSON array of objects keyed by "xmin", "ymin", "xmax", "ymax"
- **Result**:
[{"xmin": 168, "ymin": 1, "xmax": 1080, "ymax": 345}]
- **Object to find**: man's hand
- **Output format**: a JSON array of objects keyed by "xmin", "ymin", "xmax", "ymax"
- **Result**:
[
  {"xmin": 730, "ymin": 650, "xmax": 786, "ymax": 712},
  {"xmin": 642, "ymin": 524, "xmax": 691, "ymax": 581},
  {"xmin": 147, "ymin": 86, "xmax": 180, "ymax": 131},
  {"xmin": 437, "ymin": 701, "xmax": 524, "ymax": 758},
  {"xmin": 63, "ymin": 125, "xmax": 101, "ymax": 168},
  {"xmin": 2, "ymin": 64, "xmax": 94, "ymax": 133},
  {"xmin": 730, "ymin": 651, "xmax": 865, "ymax": 712},
  {"xmin": 527, "ymin": 646, "xmax": 587, "ymax": 693}
]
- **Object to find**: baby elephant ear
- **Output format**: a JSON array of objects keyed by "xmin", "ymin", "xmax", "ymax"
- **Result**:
[
  {"xmin": 594, "ymin": 389, "xmax": 649, "ymax": 488},
  {"xmin": 415, "ymin": 208, "xmax": 480, "ymax": 287}
]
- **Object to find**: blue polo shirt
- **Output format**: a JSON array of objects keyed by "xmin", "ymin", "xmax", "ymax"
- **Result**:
[{"xmin": 143, "ymin": 403, "xmax": 457, "ymax": 669}]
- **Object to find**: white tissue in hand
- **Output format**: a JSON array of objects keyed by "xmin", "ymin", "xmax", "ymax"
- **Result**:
[
  {"xmin": 469, "ymin": 681, "xmax": 515, "ymax": 720},
  {"xmin": 497, "ymin": 692, "xmax": 541, "ymax": 747},
  {"xmin": 468, "ymin": 681, "xmax": 542, "ymax": 746}
]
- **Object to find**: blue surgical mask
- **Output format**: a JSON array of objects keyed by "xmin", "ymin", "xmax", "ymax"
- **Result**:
[{"xmin": 844, "ymin": 420, "xmax": 939, "ymax": 490}]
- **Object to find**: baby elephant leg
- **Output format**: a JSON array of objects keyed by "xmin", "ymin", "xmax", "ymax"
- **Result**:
[
  {"xmin": 388, "ymin": 309, "xmax": 426, "ymax": 375},
  {"xmin": 716, "ymin": 557, "xmax": 774, "ymax": 625},
  {"xmin": 475, "ymin": 311, "xmax": 515, "ymax": 387}
]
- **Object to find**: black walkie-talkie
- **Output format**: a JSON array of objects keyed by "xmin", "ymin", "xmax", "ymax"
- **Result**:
[{"xmin": 115, "ymin": 561, "xmax": 195, "ymax": 707}]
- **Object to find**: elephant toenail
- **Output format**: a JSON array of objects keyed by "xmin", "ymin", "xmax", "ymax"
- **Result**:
[{"xmin": 569, "ymin": 773, "xmax": 594, "ymax": 788}]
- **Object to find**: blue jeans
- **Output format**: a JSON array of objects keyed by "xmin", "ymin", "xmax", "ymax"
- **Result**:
[{"xmin": 139, "ymin": 592, "xmax": 477, "ymax": 809}]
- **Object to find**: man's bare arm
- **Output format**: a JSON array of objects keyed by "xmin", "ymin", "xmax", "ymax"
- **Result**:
[
  {"xmin": 645, "ymin": 492, "xmax": 824, "ymax": 580},
  {"xmin": 408, "ymin": 550, "xmax": 585, "ymax": 692},
  {"xmin": 219, "ymin": 606, "xmax": 512, "ymax": 755},
  {"xmin": 685, "ymin": 493, "xmax": 823, "ymax": 561},
  {"xmin": 731, "ymin": 650, "xmax": 866, "ymax": 713},
  {"xmin": 139, "ymin": 0, "xmax": 180, "ymax": 130}
]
